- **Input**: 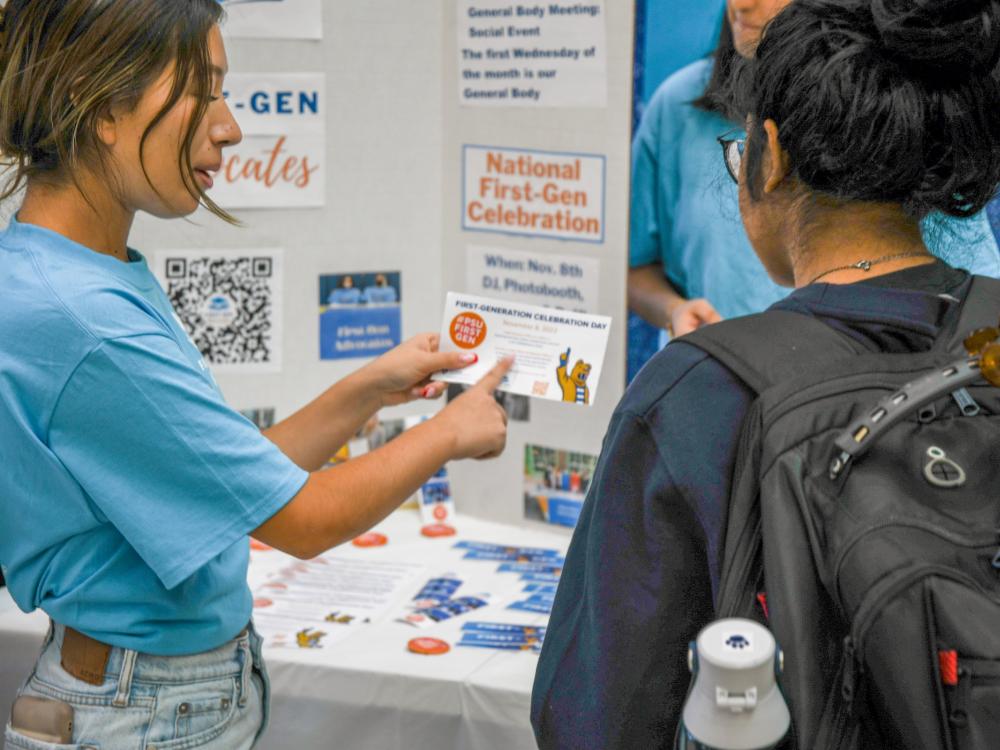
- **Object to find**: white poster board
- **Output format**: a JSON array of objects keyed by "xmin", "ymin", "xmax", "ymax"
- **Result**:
[
  {"xmin": 443, "ymin": 1, "xmax": 634, "ymax": 527},
  {"xmin": 221, "ymin": 0, "xmax": 323, "ymax": 40}
]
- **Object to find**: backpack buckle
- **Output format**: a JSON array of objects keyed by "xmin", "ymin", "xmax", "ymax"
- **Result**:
[{"xmin": 829, "ymin": 451, "xmax": 851, "ymax": 480}]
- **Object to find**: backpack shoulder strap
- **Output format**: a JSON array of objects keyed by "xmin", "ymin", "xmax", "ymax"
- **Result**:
[
  {"xmin": 934, "ymin": 275, "xmax": 1000, "ymax": 354},
  {"xmin": 680, "ymin": 310, "xmax": 864, "ymax": 394}
]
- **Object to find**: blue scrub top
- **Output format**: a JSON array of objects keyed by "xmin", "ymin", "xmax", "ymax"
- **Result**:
[
  {"xmin": 363, "ymin": 285, "xmax": 398, "ymax": 304},
  {"xmin": 0, "ymin": 218, "xmax": 308, "ymax": 655},
  {"xmin": 629, "ymin": 58, "xmax": 1000, "ymax": 320},
  {"xmin": 328, "ymin": 287, "xmax": 362, "ymax": 305}
]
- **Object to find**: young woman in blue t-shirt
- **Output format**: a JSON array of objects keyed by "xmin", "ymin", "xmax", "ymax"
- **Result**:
[{"xmin": 0, "ymin": 2, "xmax": 509, "ymax": 747}]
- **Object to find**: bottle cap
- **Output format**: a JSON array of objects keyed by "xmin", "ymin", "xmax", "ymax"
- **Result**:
[
  {"xmin": 408, "ymin": 637, "xmax": 450, "ymax": 655},
  {"xmin": 352, "ymin": 532, "xmax": 388, "ymax": 547},
  {"xmin": 421, "ymin": 523, "xmax": 457, "ymax": 538}
]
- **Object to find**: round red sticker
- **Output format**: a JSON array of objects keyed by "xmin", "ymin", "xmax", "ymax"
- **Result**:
[
  {"xmin": 421, "ymin": 523, "xmax": 457, "ymax": 538},
  {"xmin": 432, "ymin": 504, "xmax": 448, "ymax": 521},
  {"xmin": 408, "ymin": 637, "xmax": 450, "ymax": 655},
  {"xmin": 449, "ymin": 312, "xmax": 487, "ymax": 349},
  {"xmin": 352, "ymin": 532, "xmax": 388, "ymax": 548}
]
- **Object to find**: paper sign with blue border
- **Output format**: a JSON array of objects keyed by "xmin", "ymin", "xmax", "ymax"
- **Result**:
[{"xmin": 462, "ymin": 145, "xmax": 606, "ymax": 243}]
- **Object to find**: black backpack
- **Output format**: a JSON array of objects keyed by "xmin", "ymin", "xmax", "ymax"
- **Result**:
[{"xmin": 683, "ymin": 276, "xmax": 1000, "ymax": 750}]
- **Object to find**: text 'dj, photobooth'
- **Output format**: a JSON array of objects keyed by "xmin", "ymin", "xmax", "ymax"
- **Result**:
[
  {"xmin": 214, "ymin": 73, "xmax": 326, "ymax": 209},
  {"xmin": 463, "ymin": 145, "xmax": 605, "ymax": 243},
  {"xmin": 466, "ymin": 245, "xmax": 600, "ymax": 313}
]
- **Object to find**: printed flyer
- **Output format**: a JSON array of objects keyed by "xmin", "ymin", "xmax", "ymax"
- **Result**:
[
  {"xmin": 457, "ymin": 1, "xmax": 607, "ymax": 107},
  {"xmin": 252, "ymin": 556, "xmax": 422, "ymax": 649},
  {"xmin": 436, "ymin": 293, "xmax": 611, "ymax": 406}
]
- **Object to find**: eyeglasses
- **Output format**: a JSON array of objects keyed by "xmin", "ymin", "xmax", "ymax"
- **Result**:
[{"xmin": 717, "ymin": 133, "xmax": 746, "ymax": 185}]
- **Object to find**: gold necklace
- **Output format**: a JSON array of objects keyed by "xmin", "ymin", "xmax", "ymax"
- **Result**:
[{"xmin": 806, "ymin": 251, "xmax": 931, "ymax": 286}]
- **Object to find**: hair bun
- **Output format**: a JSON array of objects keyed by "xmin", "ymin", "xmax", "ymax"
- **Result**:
[{"xmin": 871, "ymin": 0, "xmax": 1000, "ymax": 77}]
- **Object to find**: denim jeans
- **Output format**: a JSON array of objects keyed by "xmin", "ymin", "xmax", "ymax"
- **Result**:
[{"xmin": 4, "ymin": 622, "xmax": 269, "ymax": 750}]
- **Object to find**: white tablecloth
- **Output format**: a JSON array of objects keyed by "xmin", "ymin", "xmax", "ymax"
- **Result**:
[{"xmin": 0, "ymin": 510, "xmax": 568, "ymax": 749}]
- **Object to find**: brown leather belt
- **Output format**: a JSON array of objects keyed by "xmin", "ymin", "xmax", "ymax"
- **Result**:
[
  {"xmin": 61, "ymin": 626, "xmax": 111, "ymax": 686},
  {"xmin": 59, "ymin": 623, "xmax": 253, "ymax": 686}
]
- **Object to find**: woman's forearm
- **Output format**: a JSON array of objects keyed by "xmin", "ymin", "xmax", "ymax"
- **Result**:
[
  {"xmin": 253, "ymin": 415, "xmax": 456, "ymax": 558},
  {"xmin": 262, "ymin": 369, "xmax": 382, "ymax": 472}
]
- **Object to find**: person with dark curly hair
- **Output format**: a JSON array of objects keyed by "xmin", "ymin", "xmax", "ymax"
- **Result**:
[
  {"xmin": 627, "ymin": 0, "xmax": 1000, "ymax": 345},
  {"xmin": 534, "ymin": 0, "xmax": 1000, "ymax": 746}
]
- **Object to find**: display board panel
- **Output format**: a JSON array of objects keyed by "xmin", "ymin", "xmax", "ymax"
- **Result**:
[{"xmin": 443, "ymin": 1, "xmax": 634, "ymax": 527}]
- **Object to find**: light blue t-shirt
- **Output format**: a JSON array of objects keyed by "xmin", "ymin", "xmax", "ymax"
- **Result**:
[
  {"xmin": 363, "ymin": 285, "xmax": 398, "ymax": 304},
  {"xmin": 630, "ymin": 58, "xmax": 1000, "ymax": 320},
  {"xmin": 0, "ymin": 218, "xmax": 309, "ymax": 655},
  {"xmin": 328, "ymin": 287, "xmax": 361, "ymax": 305}
]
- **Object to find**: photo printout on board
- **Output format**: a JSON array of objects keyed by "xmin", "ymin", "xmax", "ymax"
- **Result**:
[
  {"xmin": 523, "ymin": 443, "xmax": 598, "ymax": 527},
  {"xmin": 319, "ymin": 272, "xmax": 402, "ymax": 360}
]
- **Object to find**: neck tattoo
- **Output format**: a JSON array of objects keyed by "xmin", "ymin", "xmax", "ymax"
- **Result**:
[{"xmin": 806, "ymin": 251, "xmax": 930, "ymax": 286}]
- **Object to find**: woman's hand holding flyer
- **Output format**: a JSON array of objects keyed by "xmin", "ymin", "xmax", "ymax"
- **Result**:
[{"xmin": 435, "ymin": 293, "xmax": 612, "ymax": 406}]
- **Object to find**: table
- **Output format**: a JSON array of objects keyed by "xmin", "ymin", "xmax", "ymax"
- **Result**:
[{"xmin": 0, "ymin": 510, "xmax": 569, "ymax": 749}]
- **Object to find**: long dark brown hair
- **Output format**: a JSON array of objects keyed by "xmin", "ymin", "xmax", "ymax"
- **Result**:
[
  {"xmin": 0, "ymin": 0, "xmax": 235, "ymax": 223},
  {"xmin": 692, "ymin": 12, "xmax": 741, "ymax": 122}
]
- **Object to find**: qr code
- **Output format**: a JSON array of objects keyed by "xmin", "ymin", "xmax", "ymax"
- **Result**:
[{"xmin": 160, "ymin": 250, "xmax": 282, "ymax": 371}]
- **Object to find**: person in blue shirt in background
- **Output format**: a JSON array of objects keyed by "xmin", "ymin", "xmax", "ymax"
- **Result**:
[
  {"xmin": 0, "ymin": 2, "xmax": 511, "ymax": 748},
  {"xmin": 627, "ymin": 0, "xmax": 1000, "ymax": 342},
  {"xmin": 327, "ymin": 274, "xmax": 363, "ymax": 305},
  {"xmin": 362, "ymin": 273, "xmax": 399, "ymax": 305}
]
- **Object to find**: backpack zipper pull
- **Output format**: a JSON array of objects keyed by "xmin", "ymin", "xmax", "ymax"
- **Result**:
[{"xmin": 951, "ymin": 388, "xmax": 981, "ymax": 417}]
